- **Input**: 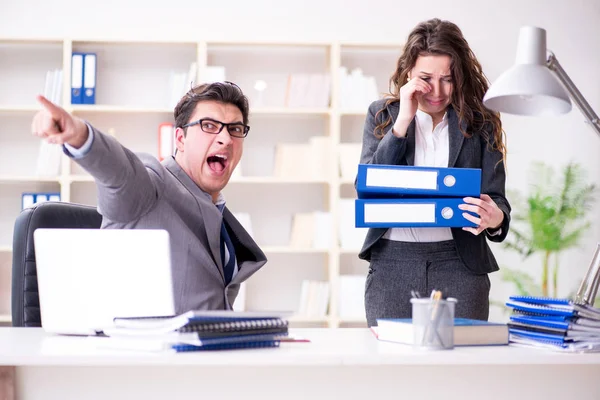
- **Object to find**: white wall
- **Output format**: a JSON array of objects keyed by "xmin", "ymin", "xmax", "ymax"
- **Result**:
[{"xmin": 2, "ymin": 0, "xmax": 600, "ymax": 319}]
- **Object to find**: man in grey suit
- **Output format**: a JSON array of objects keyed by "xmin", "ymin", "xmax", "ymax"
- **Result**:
[{"xmin": 31, "ymin": 82, "xmax": 266, "ymax": 313}]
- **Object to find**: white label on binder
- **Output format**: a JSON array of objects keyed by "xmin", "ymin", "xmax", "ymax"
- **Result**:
[
  {"xmin": 71, "ymin": 54, "xmax": 83, "ymax": 89},
  {"xmin": 364, "ymin": 203, "xmax": 436, "ymax": 223},
  {"xmin": 366, "ymin": 169, "xmax": 437, "ymax": 190},
  {"xmin": 83, "ymin": 54, "xmax": 96, "ymax": 88}
]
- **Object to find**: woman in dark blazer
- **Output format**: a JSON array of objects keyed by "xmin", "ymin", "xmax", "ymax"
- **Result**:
[{"xmin": 359, "ymin": 18, "xmax": 511, "ymax": 326}]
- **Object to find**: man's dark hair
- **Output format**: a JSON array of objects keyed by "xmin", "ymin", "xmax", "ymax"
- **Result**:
[{"xmin": 174, "ymin": 81, "xmax": 250, "ymax": 135}]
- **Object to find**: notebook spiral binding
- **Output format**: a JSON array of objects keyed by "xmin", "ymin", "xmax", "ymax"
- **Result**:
[{"xmin": 178, "ymin": 319, "xmax": 289, "ymax": 333}]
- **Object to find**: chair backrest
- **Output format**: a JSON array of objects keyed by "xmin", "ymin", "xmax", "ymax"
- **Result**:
[{"xmin": 11, "ymin": 202, "xmax": 102, "ymax": 327}]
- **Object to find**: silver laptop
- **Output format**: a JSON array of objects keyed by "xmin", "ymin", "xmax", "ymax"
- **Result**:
[{"xmin": 33, "ymin": 228, "xmax": 176, "ymax": 335}]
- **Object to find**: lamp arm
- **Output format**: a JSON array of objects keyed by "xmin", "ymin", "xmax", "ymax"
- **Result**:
[{"xmin": 547, "ymin": 52, "xmax": 600, "ymax": 138}]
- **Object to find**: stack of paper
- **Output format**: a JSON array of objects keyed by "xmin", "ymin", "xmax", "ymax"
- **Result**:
[
  {"xmin": 505, "ymin": 296, "xmax": 600, "ymax": 353},
  {"xmin": 102, "ymin": 310, "xmax": 289, "ymax": 352}
]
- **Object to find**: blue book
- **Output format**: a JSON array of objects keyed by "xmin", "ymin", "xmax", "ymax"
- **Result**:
[
  {"xmin": 355, "ymin": 198, "xmax": 478, "ymax": 228},
  {"xmin": 374, "ymin": 317, "xmax": 508, "ymax": 346},
  {"xmin": 356, "ymin": 164, "xmax": 481, "ymax": 199},
  {"xmin": 172, "ymin": 340, "xmax": 280, "ymax": 352}
]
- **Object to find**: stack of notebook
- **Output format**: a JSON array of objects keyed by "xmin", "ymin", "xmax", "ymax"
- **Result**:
[
  {"xmin": 102, "ymin": 311, "xmax": 289, "ymax": 352},
  {"xmin": 354, "ymin": 164, "xmax": 481, "ymax": 228},
  {"xmin": 505, "ymin": 296, "xmax": 600, "ymax": 353}
]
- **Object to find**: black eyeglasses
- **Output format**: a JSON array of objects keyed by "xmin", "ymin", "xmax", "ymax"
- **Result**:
[{"xmin": 182, "ymin": 118, "xmax": 250, "ymax": 138}]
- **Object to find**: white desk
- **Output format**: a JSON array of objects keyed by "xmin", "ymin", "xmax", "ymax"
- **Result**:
[{"xmin": 1, "ymin": 327, "xmax": 599, "ymax": 400}]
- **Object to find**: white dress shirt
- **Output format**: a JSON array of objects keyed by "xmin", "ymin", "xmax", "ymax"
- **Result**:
[{"xmin": 382, "ymin": 109, "xmax": 454, "ymax": 242}]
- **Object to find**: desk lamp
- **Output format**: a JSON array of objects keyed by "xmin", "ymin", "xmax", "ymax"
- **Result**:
[{"xmin": 483, "ymin": 26, "xmax": 600, "ymax": 305}]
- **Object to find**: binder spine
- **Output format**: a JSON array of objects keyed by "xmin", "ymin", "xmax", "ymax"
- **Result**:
[{"xmin": 356, "ymin": 164, "xmax": 481, "ymax": 198}]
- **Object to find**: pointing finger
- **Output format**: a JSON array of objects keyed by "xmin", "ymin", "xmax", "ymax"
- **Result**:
[{"xmin": 36, "ymin": 95, "xmax": 63, "ymax": 119}]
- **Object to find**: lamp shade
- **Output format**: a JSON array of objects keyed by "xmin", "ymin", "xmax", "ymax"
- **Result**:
[{"xmin": 483, "ymin": 26, "xmax": 572, "ymax": 116}]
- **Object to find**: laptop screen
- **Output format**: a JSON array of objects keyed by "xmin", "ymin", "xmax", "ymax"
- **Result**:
[{"xmin": 33, "ymin": 228, "xmax": 175, "ymax": 335}]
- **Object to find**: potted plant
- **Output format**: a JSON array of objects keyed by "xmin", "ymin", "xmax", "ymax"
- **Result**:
[{"xmin": 501, "ymin": 161, "xmax": 596, "ymax": 298}]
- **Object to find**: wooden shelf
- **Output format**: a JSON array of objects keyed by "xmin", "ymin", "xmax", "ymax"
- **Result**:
[
  {"xmin": 339, "ymin": 248, "xmax": 361, "ymax": 255},
  {"xmin": 70, "ymin": 105, "xmax": 173, "ymax": 114},
  {"xmin": 260, "ymin": 246, "xmax": 328, "ymax": 254},
  {"xmin": 288, "ymin": 315, "xmax": 329, "ymax": 323},
  {"xmin": 0, "ymin": 176, "xmax": 61, "ymax": 183},
  {"xmin": 0, "ymin": 105, "xmax": 40, "ymax": 113},
  {"xmin": 0, "ymin": 37, "xmax": 398, "ymax": 329},
  {"xmin": 69, "ymin": 175, "xmax": 95, "ymax": 182},
  {"xmin": 229, "ymin": 177, "xmax": 329, "ymax": 184},
  {"xmin": 251, "ymin": 107, "xmax": 331, "ymax": 115},
  {"xmin": 340, "ymin": 110, "xmax": 368, "ymax": 116}
]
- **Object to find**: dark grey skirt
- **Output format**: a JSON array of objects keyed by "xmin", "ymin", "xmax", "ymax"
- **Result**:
[{"xmin": 364, "ymin": 239, "xmax": 490, "ymax": 327}]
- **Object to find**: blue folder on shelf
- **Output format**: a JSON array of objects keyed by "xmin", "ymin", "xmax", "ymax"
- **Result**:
[
  {"xmin": 355, "ymin": 198, "xmax": 478, "ymax": 228},
  {"xmin": 82, "ymin": 53, "xmax": 97, "ymax": 104},
  {"xmin": 70, "ymin": 52, "xmax": 84, "ymax": 104},
  {"xmin": 356, "ymin": 164, "xmax": 481, "ymax": 199}
]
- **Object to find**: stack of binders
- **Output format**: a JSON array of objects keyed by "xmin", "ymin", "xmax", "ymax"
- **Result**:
[
  {"xmin": 505, "ymin": 296, "xmax": 600, "ymax": 353},
  {"xmin": 103, "ymin": 310, "xmax": 289, "ymax": 352},
  {"xmin": 354, "ymin": 164, "xmax": 481, "ymax": 228}
]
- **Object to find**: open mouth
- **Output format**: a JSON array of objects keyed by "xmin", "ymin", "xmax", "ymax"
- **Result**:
[{"xmin": 207, "ymin": 154, "xmax": 228, "ymax": 173}]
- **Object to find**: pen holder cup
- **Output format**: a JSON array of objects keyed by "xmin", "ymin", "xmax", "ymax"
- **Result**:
[{"xmin": 410, "ymin": 297, "xmax": 457, "ymax": 350}]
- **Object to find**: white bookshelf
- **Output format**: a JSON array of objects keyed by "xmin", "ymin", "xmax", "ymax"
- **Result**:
[{"xmin": 0, "ymin": 38, "xmax": 402, "ymax": 327}]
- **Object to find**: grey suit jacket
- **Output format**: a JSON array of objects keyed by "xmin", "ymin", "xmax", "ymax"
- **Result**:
[
  {"xmin": 72, "ymin": 127, "xmax": 267, "ymax": 313},
  {"xmin": 358, "ymin": 99, "xmax": 511, "ymax": 275}
]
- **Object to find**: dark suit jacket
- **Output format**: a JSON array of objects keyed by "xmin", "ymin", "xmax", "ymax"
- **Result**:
[
  {"xmin": 358, "ymin": 99, "xmax": 511, "ymax": 275},
  {"xmin": 73, "ymin": 127, "xmax": 267, "ymax": 313}
]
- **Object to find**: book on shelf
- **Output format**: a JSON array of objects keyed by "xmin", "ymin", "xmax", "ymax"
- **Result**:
[
  {"xmin": 199, "ymin": 66, "xmax": 226, "ymax": 84},
  {"xmin": 297, "ymin": 280, "xmax": 329, "ymax": 318},
  {"xmin": 284, "ymin": 73, "xmax": 330, "ymax": 108},
  {"xmin": 339, "ymin": 67, "xmax": 379, "ymax": 111},
  {"xmin": 372, "ymin": 318, "xmax": 509, "ymax": 346},
  {"xmin": 21, "ymin": 193, "xmax": 60, "ymax": 210},
  {"xmin": 168, "ymin": 62, "xmax": 199, "ymax": 108},
  {"xmin": 273, "ymin": 136, "xmax": 332, "ymax": 180},
  {"xmin": 36, "ymin": 68, "xmax": 64, "ymax": 176},
  {"xmin": 338, "ymin": 143, "xmax": 362, "ymax": 182},
  {"xmin": 289, "ymin": 211, "xmax": 332, "ymax": 249}
]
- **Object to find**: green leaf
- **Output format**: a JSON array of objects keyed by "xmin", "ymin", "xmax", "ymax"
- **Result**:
[{"xmin": 500, "ymin": 268, "xmax": 542, "ymax": 296}]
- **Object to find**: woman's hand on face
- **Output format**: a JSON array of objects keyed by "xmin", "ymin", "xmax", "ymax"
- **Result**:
[
  {"xmin": 397, "ymin": 77, "xmax": 431, "ymax": 122},
  {"xmin": 458, "ymin": 194, "xmax": 504, "ymax": 236}
]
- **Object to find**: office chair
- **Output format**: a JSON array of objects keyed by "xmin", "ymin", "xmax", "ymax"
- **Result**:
[{"xmin": 11, "ymin": 202, "xmax": 102, "ymax": 327}]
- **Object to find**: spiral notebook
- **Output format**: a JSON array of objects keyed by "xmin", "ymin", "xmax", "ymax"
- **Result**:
[
  {"xmin": 506, "ymin": 297, "xmax": 600, "ymax": 320},
  {"xmin": 111, "ymin": 310, "xmax": 290, "ymax": 336}
]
